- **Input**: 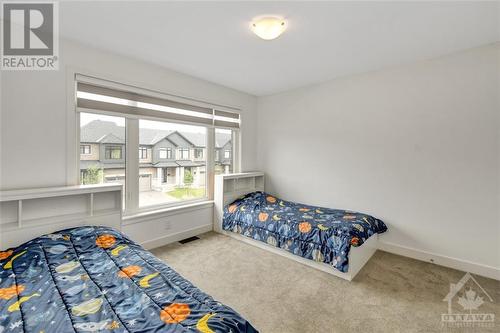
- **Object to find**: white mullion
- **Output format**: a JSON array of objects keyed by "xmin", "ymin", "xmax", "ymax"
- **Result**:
[
  {"xmin": 125, "ymin": 118, "xmax": 139, "ymax": 214},
  {"xmin": 235, "ymin": 130, "xmax": 241, "ymax": 173},
  {"xmin": 206, "ymin": 127, "xmax": 215, "ymax": 200}
]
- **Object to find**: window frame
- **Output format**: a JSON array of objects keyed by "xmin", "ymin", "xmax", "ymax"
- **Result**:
[
  {"xmin": 139, "ymin": 147, "xmax": 148, "ymax": 159},
  {"xmin": 194, "ymin": 148, "xmax": 203, "ymax": 159},
  {"xmin": 159, "ymin": 148, "xmax": 167, "ymax": 159},
  {"xmin": 80, "ymin": 144, "xmax": 91, "ymax": 155},
  {"xmin": 74, "ymin": 74, "xmax": 241, "ymax": 216},
  {"xmin": 179, "ymin": 148, "xmax": 190, "ymax": 160},
  {"xmin": 105, "ymin": 145, "xmax": 122, "ymax": 160}
]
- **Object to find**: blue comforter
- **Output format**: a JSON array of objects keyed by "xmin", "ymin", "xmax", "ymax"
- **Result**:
[
  {"xmin": 223, "ymin": 192, "xmax": 387, "ymax": 273},
  {"xmin": 0, "ymin": 226, "xmax": 257, "ymax": 333}
]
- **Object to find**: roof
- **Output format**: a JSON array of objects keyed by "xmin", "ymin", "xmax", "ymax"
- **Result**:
[
  {"xmin": 80, "ymin": 161, "xmax": 129, "ymax": 169},
  {"xmin": 176, "ymin": 161, "xmax": 205, "ymax": 167},
  {"xmin": 152, "ymin": 161, "xmax": 178, "ymax": 168},
  {"xmin": 81, "ymin": 120, "xmax": 231, "ymax": 148}
]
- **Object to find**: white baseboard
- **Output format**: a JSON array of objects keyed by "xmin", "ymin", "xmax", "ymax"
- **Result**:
[
  {"xmin": 140, "ymin": 224, "xmax": 212, "ymax": 250},
  {"xmin": 378, "ymin": 241, "xmax": 500, "ymax": 281}
]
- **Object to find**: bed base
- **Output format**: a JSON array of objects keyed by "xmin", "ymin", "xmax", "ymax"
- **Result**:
[
  {"xmin": 220, "ymin": 230, "xmax": 377, "ymax": 281},
  {"xmin": 214, "ymin": 172, "xmax": 379, "ymax": 281}
]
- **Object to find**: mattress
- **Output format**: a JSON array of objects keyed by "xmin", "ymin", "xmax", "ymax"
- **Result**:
[
  {"xmin": 0, "ymin": 226, "xmax": 257, "ymax": 333},
  {"xmin": 223, "ymin": 192, "xmax": 387, "ymax": 273}
]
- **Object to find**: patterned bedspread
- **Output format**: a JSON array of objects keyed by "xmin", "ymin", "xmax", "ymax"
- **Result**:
[
  {"xmin": 223, "ymin": 192, "xmax": 387, "ymax": 273},
  {"xmin": 0, "ymin": 226, "xmax": 257, "ymax": 333}
]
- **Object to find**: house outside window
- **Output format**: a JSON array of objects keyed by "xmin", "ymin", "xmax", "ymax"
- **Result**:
[
  {"xmin": 77, "ymin": 79, "xmax": 239, "ymax": 215},
  {"xmin": 139, "ymin": 147, "xmax": 148, "ymax": 159},
  {"xmin": 179, "ymin": 148, "xmax": 189, "ymax": 159},
  {"xmin": 105, "ymin": 146, "xmax": 122, "ymax": 159},
  {"xmin": 80, "ymin": 144, "xmax": 91, "ymax": 155},
  {"xmin": 194, "ymin": 148, "xmax": 203, "ymax": 159},
  {"xmin": 215, "ymin": 128, "xmax": 233, "ymax": 175}
]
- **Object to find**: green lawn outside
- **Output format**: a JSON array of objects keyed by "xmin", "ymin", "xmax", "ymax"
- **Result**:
[{"xmin": 166, "ymin": 187, "xmax": 205, "ymax": 200}]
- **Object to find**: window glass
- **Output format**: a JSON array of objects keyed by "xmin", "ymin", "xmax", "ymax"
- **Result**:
[
  {"xmin": 139, "ymin": 119, "xmax": 207, "ymax": 207},
  {"xmin": 80, "ymin": 145, "xmax": 91, "ymax": 155},
  {"xmin": 179, "ymin": 148, "xmax": 189, "ymax": 160},
  {"xmin": 105, "ymin": 146, "xmax": 122, "ymax": 159},
  {"xmin": 194, "ymin": 148, "xmax": 203, "ymax": 159},
  {"xmin": 139, "ymin": 147, "xmax": 148, "ymax": 159},
  {"xmin": 80, "ymin": 112, "xmax": 126, "ymax": 203},
  {"xmin": 215, "ymin": 128, "xmax": 233, "ymax": 174}
]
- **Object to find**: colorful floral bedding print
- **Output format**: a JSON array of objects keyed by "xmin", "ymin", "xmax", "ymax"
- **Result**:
[
  {"xmin": 0, "ymin": 226, "xmax": 257, "ymax": 333},
  {"xmin": 223, "ymin": 192, "xmax": 387, "ymax": 273}
]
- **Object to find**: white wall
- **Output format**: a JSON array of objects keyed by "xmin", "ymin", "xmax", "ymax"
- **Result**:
[
  {"xmin": 0, "ymin": 38, "xmax": 257, "ymax": 190},
  {"xmin": 0, "ymin": 38, "xmax": 257, "ymax": 247},
  {"xmin": 257, "ymin": 44, "xmax": 500, "ymax": 276}
]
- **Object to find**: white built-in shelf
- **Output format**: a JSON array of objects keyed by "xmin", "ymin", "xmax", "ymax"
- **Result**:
[
  {"xmin": 0, "ymin": 183, "xmax": 122, "ymax": 202},
  {"xmin": 0, "ymin": 184, "xmax": 122, "ymax": 234},
  {"xmin": 214, "ymin": 172, "xmax": 265, "ymax": 233}
]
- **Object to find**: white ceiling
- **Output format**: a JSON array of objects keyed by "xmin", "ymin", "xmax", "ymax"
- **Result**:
[{"xmin": 60, "ymin": 1, "xmax": 499, "ymax": 96}]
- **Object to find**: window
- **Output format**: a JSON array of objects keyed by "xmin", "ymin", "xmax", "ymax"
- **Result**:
[
  {"xmin": 105, "ymin": 146, "xmax": 122, "ymax": 159},
  {"xmin": 139, "ymin": 120, "xmax": 206, "ymax": 208},
  {"xmin": 79, "ymin": 112, "xmax": 126, "ymax": 203},
  {"xmin": 139, "ymin": 147, "xmax": 148, "ymax": 159},
  {"xmin": 194, "ymin": 148, "xmax": 203, "ymax": 159},
  {"xmin": 80, "ymin": 144, "xmax": 91, "ymax": 155},
  {"xmin": 215, "ymin": 128, "xmax": 234, "ymax": 175},
  {"xmin": 179, "ymin": 148, "xmax": 189, "ymax": 160},
  {"xmin": 76, "ymin": 76, "xmax": 240, "ymax": 214}
]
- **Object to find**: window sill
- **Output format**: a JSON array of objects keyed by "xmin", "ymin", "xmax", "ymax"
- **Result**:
[{"xmin": 122, "ymin": 200, "xmax": 214, "ymax": 225}]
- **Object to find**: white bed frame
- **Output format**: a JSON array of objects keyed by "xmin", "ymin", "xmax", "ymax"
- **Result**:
[
  {"xmin": 0, "ymin": 184, "xmax": 122, "ymax": 249},
  {"xmin": 214, "ymin": 172, "xmax": 378, "ymax": 281}
]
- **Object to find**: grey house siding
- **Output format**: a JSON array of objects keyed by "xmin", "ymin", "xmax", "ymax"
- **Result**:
[
  {"xmin": 166, "ymin": 132, "xmax": 192, "ymax": 149},
  {"xmin": 152, "ymin": 139, "xmax": 177, "ymax": 164},
  {"xmin": 215, "ymin": 142, "xmax": 232, "ymax": 165}
]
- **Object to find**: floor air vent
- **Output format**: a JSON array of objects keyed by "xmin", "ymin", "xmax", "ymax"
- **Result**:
[{"xmin": 178, "ymin": 236, "xmax": 200, "ymax": 244}]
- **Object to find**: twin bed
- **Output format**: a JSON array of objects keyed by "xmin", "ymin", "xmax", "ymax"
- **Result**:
[
  {"xmin": 0, "ymin": 226, "xmax": 257, "ymax": 333},
  {"xmin": 1, "ymin": 172, "xmax": 387, "ymax": 332},
  {"xmin": 222, "ymin": 191, "xmax": 387, "ymax": 274}
]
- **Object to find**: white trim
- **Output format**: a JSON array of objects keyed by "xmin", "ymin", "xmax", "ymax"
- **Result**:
[
  {"xmin": 378, "ymin": 241, "xmax": 500, "ymax": 281},
  {"xmin": 125, "ymin": 118, "xmax": 139, "ymax": 214},
  {"xmin": 123, "ymin": 200, "xmax": 214, "ymax": 225},
  {"xmin": 0, "ymin": 183, "xmax": 122, "ymax": 201},
  {"xmin": 138, "ymin": 224, "xmax": 213, "ymax": 250},
  {"xmin": 66, "ymin": 69, "xmax": 79, "ymax": 185},
  {"xmin": 221, "ymin": 231, "xmax": 378, "ymax": 281}
]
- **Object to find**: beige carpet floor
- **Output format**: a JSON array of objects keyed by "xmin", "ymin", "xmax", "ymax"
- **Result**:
[{"xmin": 151, "ymin": 232, "xmax": 499, "ymax": 333}]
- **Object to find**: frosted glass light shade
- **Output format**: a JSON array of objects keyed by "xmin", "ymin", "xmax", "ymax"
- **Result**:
[{"xmin": 251, "ymin": 17, "xmax": 287, "ymax": 40}]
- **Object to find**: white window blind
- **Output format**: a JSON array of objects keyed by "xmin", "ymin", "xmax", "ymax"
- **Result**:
[{"xmin": 76, "ymin": 80, "xmax": 240, "ymax": 129}]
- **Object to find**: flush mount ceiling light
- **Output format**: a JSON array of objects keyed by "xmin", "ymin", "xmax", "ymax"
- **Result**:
[{"xmin": 251, "ymin": 16, "xmax": 287, "ymax": 40}]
